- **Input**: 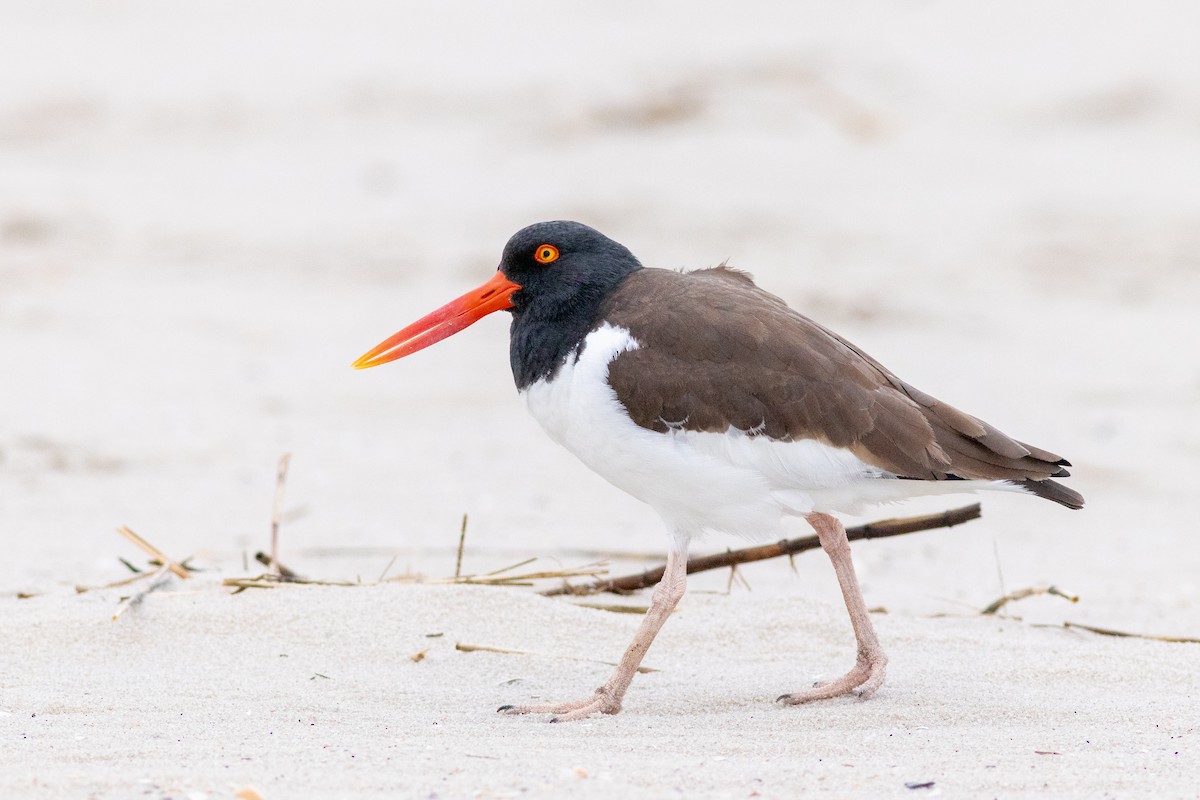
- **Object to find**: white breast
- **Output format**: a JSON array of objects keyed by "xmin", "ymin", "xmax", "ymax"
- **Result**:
[{"xmin": 522, "ymin": 323, "xmax": 1007, "ymax": 540}]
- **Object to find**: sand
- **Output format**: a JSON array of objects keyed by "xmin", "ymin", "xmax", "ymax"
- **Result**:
[
  {"xmin": 3, "ymin": 584, "xmax": 1197, "ymax": 798},
  {"xmin": 2, "ymin": 1, "xmax": 1198, "ymax": 797}
]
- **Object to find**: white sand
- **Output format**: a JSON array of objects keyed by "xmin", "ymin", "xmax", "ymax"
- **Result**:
[
  {"xmin": 2, "ymin": 1, "xmax": 1198, "ymax": 797},
  {"xmin": 2, "ymin": 583, "xmax": 1197, "ymax": 798}
]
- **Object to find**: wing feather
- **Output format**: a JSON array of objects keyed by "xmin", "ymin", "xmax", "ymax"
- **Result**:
[{"xmin": 602, "ymin": 267, "xmax": 1077, "ymax": 492}]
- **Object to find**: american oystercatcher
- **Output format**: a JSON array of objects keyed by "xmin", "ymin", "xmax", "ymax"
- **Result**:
[{"xmin": 354, "ymin": 221, "xmax": 1083, "ymax": 722}]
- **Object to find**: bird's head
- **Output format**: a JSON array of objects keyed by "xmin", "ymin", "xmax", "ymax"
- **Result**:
[{"xmin": 353, "ymin": 221, "xmax": 640, "ymax": 369}]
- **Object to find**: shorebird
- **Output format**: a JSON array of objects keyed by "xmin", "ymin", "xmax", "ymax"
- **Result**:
[{"xmin": 354, "ymin": 221, "xmax": 1083, "ymax": 722}]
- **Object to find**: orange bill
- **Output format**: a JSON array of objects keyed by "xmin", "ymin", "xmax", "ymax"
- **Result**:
[{"xmin": 353, "ymin": 270, "xmax": 521, "ymax": 369}]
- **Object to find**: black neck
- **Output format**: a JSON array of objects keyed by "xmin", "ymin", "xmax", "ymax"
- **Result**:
[{"xmin": 509, "ymin": 269, "xmax": 640, "ymax": 390}]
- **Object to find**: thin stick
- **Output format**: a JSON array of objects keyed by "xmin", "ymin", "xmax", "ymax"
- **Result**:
[
  {"xmin": 223, "ymin": 562, "xmax": 606, "ymax": 594},
  {"xmin": 270, "ymin": 453, "xmax": 292, "ymax": 576},
  {"xmin": 454, "ymin": 641, "xmax": 658, "ymax": 674},
  {"xmin": 483, "ymin": 556, "xmax": 538, "ymax": 576},
  {"xmin": 254, "ymin": 551, "xmax": 301, "ymax": 580},
  {"xmin": 572, "ymin": 603, "xmax": 652, "ymax": 614},
  {"xmin": 1058, "ymin": 621, "xmax": 1200, "ymax": 644},
  {"xmin": 112, "ymin": 563, "xmax": 173, "ymax": 620},
  {"xmin": 115, "ymin": 526, "xmax": 190, "ymax": 580},
  {"xmin": 222, "ymin": 575, "xmax": 358, "ymax": 592},
  {"xmin": 992, "ymin": 538, "xmax": 1007, "ymax": 604},
  {"xmin": 981, "ymin": 585, "xmax": 1078, "ymax": 615},
  {"xmin": 425, "ymin": 562, "xmax": 608, "ymax": 586},
  {"xmin": 77, "ymin": 570, "xmax": 161, "ymax": 594},
  {"xmin": 544, "ymin": 503, "xmax": 982, "ymax": 596},
  {"xmin": 378, "ymin": 554, "xmax": 398, "ymax": 583},
  {"xmin": 455, "ymin": 513, "xmax": 468, "ymax": 579}
]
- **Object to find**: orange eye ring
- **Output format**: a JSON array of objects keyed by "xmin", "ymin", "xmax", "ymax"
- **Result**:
[{"xmin": 534, "ymin": 244, "xmax": 559, "ymax": 264}]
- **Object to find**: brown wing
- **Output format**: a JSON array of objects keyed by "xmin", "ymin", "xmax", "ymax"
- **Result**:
[{"xmin": 602, "ymin": 267, "xmax": 1080, "ymax": 504}]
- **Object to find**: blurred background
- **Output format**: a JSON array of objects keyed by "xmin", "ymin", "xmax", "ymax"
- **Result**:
[{"xmin": 2, "ymin": 1, "xmax": 1198, "ymax": 632}]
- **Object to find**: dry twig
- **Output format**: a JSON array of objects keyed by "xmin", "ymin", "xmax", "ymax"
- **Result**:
[
  {"xmin": 222, "ymin": 574, "xmax": 357, "ymax": 594},
  {"xmin": 572, "ymin": 602, "xmax": 652, "ymax": 615},
  {"xmin": 270, "ymin": 453, "xmax": 291, "ymax": 576},
  {"xmin": 221, "ymin": 557, "xmax": 606, "ymax": 594},
  {"xmin": 544, "ymin": 503, "xmax": 981, "ymax": 596},
  {"xmin": 111, "ymin": 563, "xmax": 173, "ymax": 620},
  {"xmin": 417, "ymin": 560, "xmax": 607, "ymax": 588},
  {"xmin": 1056, "ymin": 621, "xmax": 1200, "ymax": 644},
  {"xmin": 455, "ymin": 641, "xmax": 658, "ymax": 673},
  {"xmin": 76, "ymin": 570, "xmax": 156, "ymax": 594},
  {"xmin": 115, "ymin": 526, "xmax": 191, "ymax": 579},
  {"xmin": 455, "ymin": 513, "xmax": 468, "ymax": 579},
  {"xmin": 377, "ymin": 554, "xmax": 399, "ymax": 583},
  {"xmin": 981, "ymin": 585, "xmax": 1079, "ymax": 615},
  {"xmin": 254, "ymin": 551, "xmax": 302, "ymax": 580}
]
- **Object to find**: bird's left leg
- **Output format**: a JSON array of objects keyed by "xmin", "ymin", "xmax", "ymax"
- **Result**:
[
  {"xmin": 499, "ymin": 539, "xmax": 688, "ymax": 722},
  {"xmin": 778, "ymin": 512, "xmax": 887, "ymax": 705}
]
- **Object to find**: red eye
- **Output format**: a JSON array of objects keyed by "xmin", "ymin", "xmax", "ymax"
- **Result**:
[{"xmin": 534, "ymin": 244, "xmax": 559, "ymax": 264}]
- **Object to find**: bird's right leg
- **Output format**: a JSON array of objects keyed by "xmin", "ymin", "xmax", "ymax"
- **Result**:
[
  {"xmin": 499, "ymin": 541, "xmax": 688, "ymax": 722},
  {"xmin": 778, "ymin": 512, "xmax": 887, "ymax": 705}
]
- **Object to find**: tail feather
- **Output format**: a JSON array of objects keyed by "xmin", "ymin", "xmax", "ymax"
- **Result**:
[{"xmin": 1014, "ymin": 478, "xmax": 1084, "ymax": 509}]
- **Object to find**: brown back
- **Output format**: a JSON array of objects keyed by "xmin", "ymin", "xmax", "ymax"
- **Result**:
[{"xmin": 602, "ymin": 267, "xmax": 1081, "ymax": 506}]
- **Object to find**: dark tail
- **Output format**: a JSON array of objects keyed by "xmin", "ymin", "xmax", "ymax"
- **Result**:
[{"xmin": 1015, "ymin": 478, "xmax": 1084, "ymax": 510}]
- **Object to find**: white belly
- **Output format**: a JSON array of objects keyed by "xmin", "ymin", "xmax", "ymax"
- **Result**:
[{"xmin": 522, "ymin": 324, "xmax": 1004, "ymax": 539}]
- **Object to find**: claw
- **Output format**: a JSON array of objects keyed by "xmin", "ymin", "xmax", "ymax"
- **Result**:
[{"xmin": 777, "ymin": 655, "xmax": 887, "ymax": 706}]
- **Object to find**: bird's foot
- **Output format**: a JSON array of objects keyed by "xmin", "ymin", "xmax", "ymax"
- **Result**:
[
  {"xmin": 776, "ymin": 652, "xmax": 887, "ymax": 705},
  {"xmin": 497, "ymin": 686, "xmax": 622, "ymax": 722}
]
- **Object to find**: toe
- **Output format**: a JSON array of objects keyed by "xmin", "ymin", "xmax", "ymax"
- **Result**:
[{"xmin": 778, "ymin": 659, "xmax": 886, "ymax": 705}]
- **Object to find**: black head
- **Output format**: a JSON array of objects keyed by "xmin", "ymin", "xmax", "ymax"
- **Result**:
[
  {"xmin": 351, "ymin": 220, "xmax": 641, "ymax": 389},
  {"xmin": 499, "ymin": 221, "xmax": 642, "ymax": 320},
  {"xmin": 500, "ymin": 221, "xmax": 642, "ymax": 389}
]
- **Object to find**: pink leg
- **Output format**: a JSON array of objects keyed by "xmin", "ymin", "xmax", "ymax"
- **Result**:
[
  {"xmin": 778, "ymin": 512, "xmax": 888, "ymax": 705},
  {"xmin": 499, "ymin": 544, "xmax": 688, "ymax": 722}
]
